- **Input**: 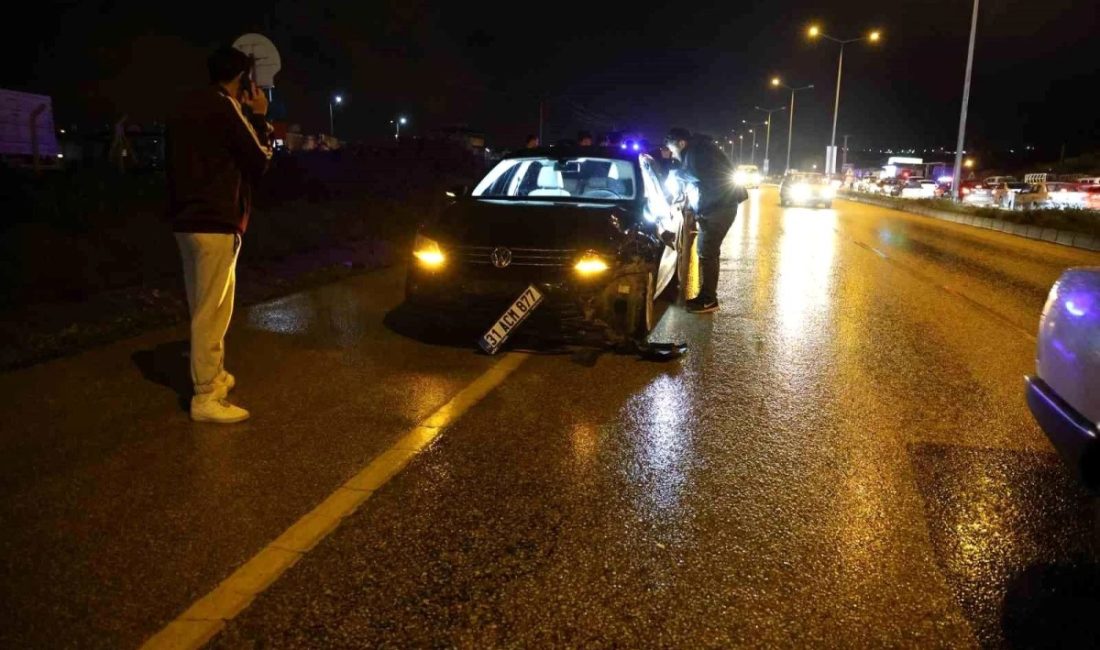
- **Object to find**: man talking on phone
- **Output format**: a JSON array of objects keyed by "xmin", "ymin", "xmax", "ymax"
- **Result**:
[{"xmin": 167, "ymin": 46, "xmax": 272, "ymax": 423}]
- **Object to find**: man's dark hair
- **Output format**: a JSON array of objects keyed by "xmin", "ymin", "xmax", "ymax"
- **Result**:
[
  {"xmin": 666, "ymin": 127, "xmax": 692, "ymax": 144},
  {"xmin": 525, "ymin": 134, "xmax": 538, "ymax": 143},
  {"xmin": 577, "ymin": 130, "xmax": 593, "ymax": 141},
  {"xmin": 208, "ymin": 46, "xmax": 253, "ymax": 84}
]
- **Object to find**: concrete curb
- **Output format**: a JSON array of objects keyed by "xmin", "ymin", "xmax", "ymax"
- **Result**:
[{"xmin": 840, "ymin": 192, "xmax": 1100, "ymax": 252}]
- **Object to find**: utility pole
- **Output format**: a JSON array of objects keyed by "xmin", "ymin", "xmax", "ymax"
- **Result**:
[
  {"xmin": 842, "ymin": 134, "xmax": 850, "ymax": 171},
  {"xmin": 755, "ymin": 106, "xmax": 786, "ymax": 176},
  {"xmin": 951, "ymin": 0, "xmax": 980, "ymax": 201}
]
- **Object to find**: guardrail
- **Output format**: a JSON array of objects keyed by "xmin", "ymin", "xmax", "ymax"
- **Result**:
[{"xmin": 840, "ymin": 191, "xmax": 1100, "ymax": 252}]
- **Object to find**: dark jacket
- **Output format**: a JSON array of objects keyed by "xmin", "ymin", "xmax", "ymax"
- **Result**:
[
  {"xmin": 167, "ymin": 87, "xmax": 272, "ymax": 234},
  {"xmin": 678, "ymin": 137, "xmax": 743, "ymax": 216}
]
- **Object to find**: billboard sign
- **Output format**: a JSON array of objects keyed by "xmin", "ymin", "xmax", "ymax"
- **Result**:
[{"xmin": 0, "ymin": 89, "xmax": 61, "ymax": 157}]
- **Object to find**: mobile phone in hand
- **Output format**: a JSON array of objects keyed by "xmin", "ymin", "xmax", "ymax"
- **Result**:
[{"xmin": 239, "ymin": 71, "xmax": 254, "ymax": 101}]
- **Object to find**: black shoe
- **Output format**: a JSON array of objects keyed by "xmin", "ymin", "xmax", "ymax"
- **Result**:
[{"xmin": 685, "ymin": 298, "xmax": 719, "ymax": 314}]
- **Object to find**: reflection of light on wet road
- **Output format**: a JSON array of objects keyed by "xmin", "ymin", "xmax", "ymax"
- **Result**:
[
  {"xmin": 246, "ymin": 288, "xmax": 367, "ymax": 347},
  {"xmin": 248, "ymin": 295, "xmax": 314, "ymax": 335},
  {"xmin": 621, "ymin": 373, "xmax": 695, "ymax": 517},
  {"xmin": 570, "ymin": 421, "xmax": 598, "ymax": 469},
  {"xmin": 775, "ymin": 209, "xmax": 838, "ymax": 343}
]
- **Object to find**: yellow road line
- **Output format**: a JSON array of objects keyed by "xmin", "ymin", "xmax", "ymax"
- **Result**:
[{"xmin": 140, "ymin": 352, "xmax": 529, "ymax": 650}]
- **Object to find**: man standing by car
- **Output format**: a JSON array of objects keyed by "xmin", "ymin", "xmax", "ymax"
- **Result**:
[
  {"xmin": 167, "ymin": 46, "xmax": 272, "ymax": 423},
  {"xmin": 665, "ymin": 128, "xmax": 745, "ymax": 313}
]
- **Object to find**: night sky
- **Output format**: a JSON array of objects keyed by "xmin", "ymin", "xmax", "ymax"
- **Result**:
[{"xmin": 4, "ymin": 0, "xmax": 1097, "ymax": 165}]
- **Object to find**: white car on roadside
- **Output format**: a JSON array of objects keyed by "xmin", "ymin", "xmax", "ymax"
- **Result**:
[
  {"xmin": 898, "ymin": 178, "xmax": 938, "ymax": 199},
  {"xmin": 1016, "ymin": 181, "xmax": 1088, "ymax": 211},
  {"xmin": 1026, "ymin": 268, "xmax": 1100, "ymax": 491}
]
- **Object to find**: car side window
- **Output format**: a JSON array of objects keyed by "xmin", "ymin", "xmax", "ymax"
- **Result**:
[{"xmin": 639, "ymin": 155, "xmax": 672, "ymax": 228}]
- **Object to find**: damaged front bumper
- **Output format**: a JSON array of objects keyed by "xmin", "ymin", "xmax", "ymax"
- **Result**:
[{"xmin": 405, "ymin": 261, "xmax": 652, "ymax": 347}]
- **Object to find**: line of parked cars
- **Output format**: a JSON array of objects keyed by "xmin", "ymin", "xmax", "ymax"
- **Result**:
[{"xmin": 852, "ymin": 173, "xmax": 1100, "ymax": 211}]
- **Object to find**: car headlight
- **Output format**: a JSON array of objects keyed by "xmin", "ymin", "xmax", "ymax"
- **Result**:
[
  {"xmin": 574, "ymin": 251, "xmax": 609, "ymax": 276},
  {"xmin": 412, "ymin": 234, "xmax": 445, "ymax": 268},
  {"xmin": 820, "ymin": 186, "xmax": 836, "ymax": 199},
  {"xmin": 791, "ymin": 183, "xmax": 811, "ymax": 200},
  {"xmin": 733, "ymin": 171, "xmax": 748, "ymax": 186}
]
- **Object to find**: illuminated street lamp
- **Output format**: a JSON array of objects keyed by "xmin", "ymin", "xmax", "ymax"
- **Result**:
[
  {"xmin": 391, "ymin": 116, "xmax": 408, "ymax": 141},
  {"xmin": 329, "ymin": 94, "xmax": 343, "ymax": 137},
  {"xmin": 964, "ymin": 158, "xmax": 975, "ymax": 169},
  {"xmin": 771, "ymin": 77, "xmax": 814, "ymax": 175},
  {"xmin": 807, "ymin": 24, "xmax": 882, "ymax": 174},
  {"xmin": 755, "ymin": 105, "xmax": 787, "ymax": 176}
]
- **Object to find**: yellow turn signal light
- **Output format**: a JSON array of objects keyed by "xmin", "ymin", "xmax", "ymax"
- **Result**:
[
  {"xmin": 413, "ymin": 235, "xmax": 445, "ymax": 268},
  {"xmin": 574, "ymin": 253, "xmax": 609, "ymax": 276}
]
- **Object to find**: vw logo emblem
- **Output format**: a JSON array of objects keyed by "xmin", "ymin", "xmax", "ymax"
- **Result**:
[{"xmin": 490, "ymin": 247, "xmax": 513, "ymax": 269}]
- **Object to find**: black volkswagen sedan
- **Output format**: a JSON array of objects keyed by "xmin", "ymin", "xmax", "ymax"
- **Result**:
[{"xmin": 405, "ymin": 147, "xmax": 683, "ymax": 352}]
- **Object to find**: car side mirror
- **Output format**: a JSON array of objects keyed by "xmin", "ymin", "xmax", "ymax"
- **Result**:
[{"xmin": 445, "ymin": 184, "xmax": 469, "ymax": 199}]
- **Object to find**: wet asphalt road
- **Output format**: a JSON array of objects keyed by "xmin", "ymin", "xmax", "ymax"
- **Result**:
[{"xmin": 2, "ymin": 188, "xmax": 1100, "ymax": 648}]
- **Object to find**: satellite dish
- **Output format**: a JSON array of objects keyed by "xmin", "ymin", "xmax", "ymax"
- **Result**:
[{"xmin": 232, "ymin": 33, "xmax": 281, "ymax": 89}]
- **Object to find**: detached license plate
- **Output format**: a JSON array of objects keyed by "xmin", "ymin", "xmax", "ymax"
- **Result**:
[{"xmin": 478, "ymin": 285, "xmax": 544, "ymax": 354}]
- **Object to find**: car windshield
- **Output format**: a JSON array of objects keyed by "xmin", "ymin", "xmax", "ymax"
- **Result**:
[
  {"xmin": 472, "ymin": 157, "xmax": 637, "ymax": 200},
  {"xmin": 787, "ymin": 173, "xmax": 824, "ymax": 184}
]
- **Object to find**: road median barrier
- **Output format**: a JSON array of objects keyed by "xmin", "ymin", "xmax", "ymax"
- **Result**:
[{"xmin": 839, "ymin": 191, "xmax": 1100, "ymax": 252}]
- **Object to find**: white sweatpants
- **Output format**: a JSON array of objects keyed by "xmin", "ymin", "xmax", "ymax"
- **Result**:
[{"xmin": 175, "ymin": 232, "xmax": 240, "ymax": 398}]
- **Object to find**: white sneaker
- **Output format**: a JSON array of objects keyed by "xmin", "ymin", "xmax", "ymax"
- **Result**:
[{"xmin": 191, "ymin": 396, "xmax": 250, "ymax": 424}]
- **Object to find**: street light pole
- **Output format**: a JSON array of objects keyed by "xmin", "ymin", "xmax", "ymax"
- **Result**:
[
  {"xmin": 808, "ymin": 26, "xmax": 881, "ymax": 175},
  {"xmin": 771, "ymin": 78, "xmax": 813, "ymax": 176},
  {"xmin": 829, "ymin": 43, "xmax": 844, "ymax": 172},
  {"xmin": 951, "ymin": 0, "xmax": 980, "ymax": 201},
  {"xmin": 329, "ymin": 95, "xmax": 342, "ymax": 137},
  {"xmin": 755, "ymin": 105, "xmax": 787, "ymax": 176},
  {"xmin": 391, "ymin": 116, "xmax": 408, "ymax": 141}
]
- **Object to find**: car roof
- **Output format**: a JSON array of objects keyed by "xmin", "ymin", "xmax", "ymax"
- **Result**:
[{"xmin": 503, "ymin": 146, "xmax": 642, "ymax": 162}]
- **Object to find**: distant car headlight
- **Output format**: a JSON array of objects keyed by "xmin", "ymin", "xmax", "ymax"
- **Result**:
[
  {"xmin": 820, "ymin": 186, "xmax": 836, "ymax": 199},
  {"xmin": 413, "ymin": 234, "xmax": 445, "ymax": 268},
  {"xmin": 574, "ymin": 252, "xmax": 609, "ymax": 276},
  {"xmin": 791, "ymin": 183, "xmax": 811, "ymax": 201},
  {"xmin": 733, "ymin": 171, "xmax": 748, "ymax": 186}
]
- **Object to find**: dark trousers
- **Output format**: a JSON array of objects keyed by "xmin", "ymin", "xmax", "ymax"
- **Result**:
[{"xmin": 695, "ymin": 210, "xmax": 735, "ymax": 303}]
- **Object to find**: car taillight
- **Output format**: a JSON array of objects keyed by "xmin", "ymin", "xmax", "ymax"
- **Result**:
[{"xmin": 962, "ymin": 187, "xmax": 970, "ymax": 195}]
